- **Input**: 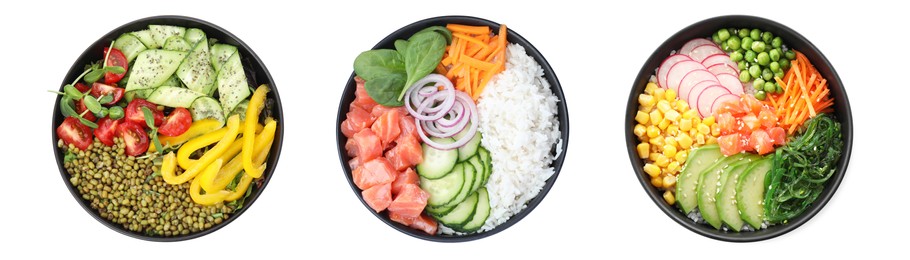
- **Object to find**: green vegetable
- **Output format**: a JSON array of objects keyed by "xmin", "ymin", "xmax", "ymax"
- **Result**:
[
  {"xmin": 712, "ymin": 33, "xmax": 721, "ymax": 44},
  {"xmin": 109, "ymin": 106, "xmax": 124, "ymax": 120},
  {"xmin": 770, "ymin": 49, "xmax": 782, "ymax": 62},
  {"xmin": 730, "ymin": 51, "xmax": 743, "ymax": 62},
  {"xmin": 753, "ymin": 78, "xmax": 766, "ymax": 90},
  {"xmin": 762, "ymin": 68, "xmax": 773, "ymax": 81},
  {"xmin": 749, "ymin": 65, "xmax": 761, "ymax": 79},
  {"xmin": 750, "ymin": 29, "xmax": 762, "ymax": 41},
  {"xmin": 141, "ymin": 107, "xmax": 164, "ymax": 153},
  {"xmin": 769, "ymin": 61, "xmax": 781, "ymax": 72},
  {"xmin": 764, "ymin": 114, "xmax": 843, "ymax": 223},
  {"xmin": 726, "ymin": 35, "xmax": 741, "ymax": 51},
  {"xmin": 738, "ymin": 28, "xmax": 750, "ymax": 38},
  {"xmin": 763, "ymin": 82, "xmax": 776, "ymax": 92},
  {"xmin": 751, "ymin": 41, "xmax": 766, "ymax": 53},
  {"xmin": 415, "ymin": 26, "xmax": 453, "ymax": 44},
  {"xmin": 741, "ymin": 37, "xmax": 754, "ymax": 53},
  {"xmin": 718, "ymin": 29, "xmax": 731, "ymax": 41},
  {"xmin": 757, "ymin": 52, "xmax": 771, "ymax": 66},
  {"xmin": 762, "ymin": 31, "xmax": 774, "ymax": 43},
  {"xmin": 745, "ymin": 50, "xmax": 757, "ymax": 63},
  {"xmin": 83, "ymin": 95, "xmax": 103, "ymax": 114},
  {"xmin": 780, "ymin": 59, "xmax": 791, "ymax": 70},
  {"xmin": 739, "ymin": 70, "xmax": 751, "ymax": 82},
  {"xmin": 64, "ymin": 85, "xmax": 84, "ymax": 100},
  {"xmin": 354, "ymin": 49, "xmax": 406, "ymax": 82},
  {"xmin": 400, "ymin": 29, "xmax": 449, "ymax": 100},
  {"xmin": 364, "ymin": 73, "xmax": 407, "ymax": 106},
  {"xmin": 771, "ymin": 36, "xmax": 783, "ymax": 48},
  {"xmin": 785, "ymin": 50, "xmax": 796, "ymax": 60},
  {"xmin": 754, "ymin": 90, "xmax": 766, "ymax": 101},
  {"xmin": 738, "ymin": 61, "xmax": 747, "ymax": 70},
  {"xmin": 394, "ymin": 40, "xmax": 409, "ymax": 53}
]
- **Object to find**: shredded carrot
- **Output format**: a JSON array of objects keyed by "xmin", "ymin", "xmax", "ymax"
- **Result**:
[
  {"xmin": 765, "ymin": 51, "xmax": 835, "ymax": 134},
  {"xmin": 439, "ymin": 23, "xmax": 509, "ymax": 102}
]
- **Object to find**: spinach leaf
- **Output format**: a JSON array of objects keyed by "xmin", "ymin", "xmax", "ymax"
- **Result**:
[
  {"xmin": 399, "ymin": 31, "xmax": 448, "ymax": 100},
  {"xmin": 394, "ymin": 39, "xmax": 409, "ymax": 54},
  {"xmin": 364, "ymin": 73, "xmax": 407, "ymax": 107},
  {"xmin": 353, "ymin": 49, "xmax": 405, "ymax": 81},
  {"xmin": 415, "ymin": 26, "xmax": 453, "ymax": 44}
]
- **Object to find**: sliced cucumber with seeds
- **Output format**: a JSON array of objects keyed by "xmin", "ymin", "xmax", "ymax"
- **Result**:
[
  {"xmin": 458, "ymin": 188, "xmax": 490, "ymax": 233},
  {"xmin": 177, "ymin": 37, "xmax": 216, "ymax": 96},
  {"xmin": 415, "ymin": 137, "xmax": 458, "ymax": 179},
  {"xmin": 148, "ymin": 25, "xmax": 186, "ymax": 49},
  {"xmin": 676, "ymin": 144, "xmax": 723, "ymax": 214},
  {"xmin": 210, "ymin": 43, "xmax": 238, "ymax": 72},
  {"xmin": 184, "ymin": 28, "xmax": 206, "ymax": 45},
  {"xmin": 421, "ymin": 164, "xmax": 464, "ymax": 207},
  {"xmin": 125, "ymin": 49, "xmax": 187, "ymax": 92},
  {"xmin": 229, "ymin": 100, "xmax": 250, "ymax": 121},
  {"xmin": 437, "ymin": 191, "xmax": 478, "ymax": 228},
  {"xmin": 163, "ymin": 36, "xmax": 191, "ymax": 52},
  {"xmin": 147, "ymin": 86, "xmax": 203, "ymax": 108},
  {"xmin": 737, "ymin": 158, "xmax": 773, "ymax": 229},
  {"xmin": 113, "ymin": 33, "xmax": 147, "ymax": 63},
  {"xmin": 216, "ymin": 51, "xmax": 251, "ymax": 118},
  {"xmin": 130, "ymin": 29, "xmax": 158, "ymax": 49},
  {"xmin": 190, "ymin": 96, "xmax": 225, "ymax": 127}
]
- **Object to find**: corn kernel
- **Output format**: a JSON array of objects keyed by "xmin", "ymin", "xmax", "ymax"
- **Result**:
[
  {"xmin": 665, "ymin": 133, "xmax": 678, "ymax": 147},
  {"xmin": 703, "ymin": 116, "xmax": 715, "ymax": 126},
  {"xmin": 675, "ymin": 150, "xmax": 688, "ymax": 163},
  {"xmin": 637, "ymin": 143, "xmax": 650, "ymax": 159},
  {"xmin": 645, "ymin": 82, "xmax": 658, "ymax": 94},
  {"xmin": 676, "ymin": 100, "xmax": 690, "ymax": 112},
  {"xmin": 644, "ymin": 163, "xmax": 660, "ymax": 177},
  {"xmin": 653, "ymin": 88, "xmax": 665, "ymax": 101},
  {"xmin": 657, "ymin": 100, "xmax": 672, "ymax": 113},
  {"xmin": 664, "ymin": 110, "xmax": 681, "ymax": 121},
  {"xmin": 646, "ymin": 125, "xmax": 660, "ymax": 138},
  {"xmin": 665, "ymin": 88, "xmax": 677, "ymax": 101},
  {"xmin": 663, "ymin": 174, "xmax": 678, "ymax": 187},
  {"xmin": 638, "ymin": 94, "xmax": 656, "ymax": 107},
  {"xmin": 639, "ymin": 105, "xmax": 652, "ymax": 113},
  {"xmin": 666, "ymin": 161, "xmax": 681, "ymax": 175},
  {"xmin": 649, "ymin": 135, "xmax": 665, "ymax": 147},
  {"xmin": 667, "ymin": 125, "xmax": 679, "ymax": 136},
  {"xmin": 633, "ymin": 124, "xmax": 647, "ymax": 138},
  {"xmin": 679, "ymin": 119, "xmax": 692, "ymax": 132},
  {"xmin": 697, "ymin": 123, "xmax": 711, "ymax": 134},
  {"xmin": 696, "ymin": 133, "xmax": 706, "ymax": 144},
  {"xmin": 649, "ymin": 151, "xmax": 661, "ymax": 161},
  {"xmin": 658, "ymin": 118, "xmax": 672, "ymax": 130},
  {"xmin": 635, "ymin": 111, "xmax": 650, "ymax": 125},
  {"xmin": 663, "ymin": 190, "xmax": 676, "ymax": 205},
  {"xmin": 649, "ymin": 110, "xmax": 663, "ymax": 126},
  {"xmin": 682, "ymin": 110, "xmax": 698, "ymax": 119},
  {"xmin": 654, "ymin": 154, "xmax": 670, "ymax": 167},
  {"xmin": 707, "ymin": 136, "xmax": 718, "ymax": 145},
  {"xmin": 711, "ymin": 124, "xmax": 721, "ymax": 137},
  {"xmin": 663, "ymin": 145, "xmax": 677, "ymax": 158},
  {"xmin": 651, "ymin": 176, "xmax": 663, "ymax": 187},
  {"xmin": 677, "ymin": 133, "xmax": 693, "ymax": 149},
  {"xmin": 693, "ymin": 117, "xmax": 701, "ymax": 126}
]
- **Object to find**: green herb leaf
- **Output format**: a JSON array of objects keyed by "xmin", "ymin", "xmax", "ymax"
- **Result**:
[
  {"xmin": 64, "ymin": 151, "xmax": 77, "ymax": 163},
  {"xmin": 211, "ymin": 213, "xmax": 223, "ymax": 219},
  {"xmin": 84, "ymin": 69, "xmax": 103, "ymax": 84},
  {"xmin": 141, "ymin": 107, "xmax": 156, "ymax": 129},
  {"xmin": 353, "ymin": 49, "xmax": 406, "ymax": 82},
  {"xmin": 104, "ymin": 66, "xmax": 125, "ymax": 74},
  {"xmin": 83, "ymin": 95, "xmax": 103, "ymax": 114},
  {"xmin": 63, "ymin": 84, "xmax": 83, "ymax": 99},
  {"xmin": 364, "ymin": 74, "xmax": 406, "ymax": 106},
  {"xmin": 99, "ymin": 94, "xmax": 113, "ymax": 104},
  {"xmin": 60, "ymin": 97, "xmax": 79, "ymax": 118},
  {"xmin": 97, "ymin": 108, "xmax": 109, "ymax": 118},
  {"xmin": 150, "ymin": 131, "xmax": 163, "ymax": 155},
  {"xmin": 78, "ymin": 117, "xmax": 98, "ymax": 128},
  {"xmin": 400, "ymin": 30, "xmax": 448, "ymax": 100},
  {"xmin": 108, "ymin": 106, "xmax": 124, "ymax": 120}
]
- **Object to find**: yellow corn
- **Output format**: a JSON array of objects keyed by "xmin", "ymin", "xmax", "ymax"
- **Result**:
[
  {"xmin": 657, "ymin": 100, "xmax": 672, "ymax": 113},
  {"xmin": 635, "ymin": 111, "xmax": 650, "ymax": 125},
  {"xmin": 664, "ymin": 110, "xmax": 681, "ymax": 122},
  {"xmin": 679, "ymin": 119, "xmax": 692, "ymax": 132},
  {"xmin": 663, "ymin": 145, "xmax": 677, "ymax": 158},
  {"xmin": 649, "ymin": 152, "xmax": 661, "ymax": 162},
  {"xmin": 676, "ymin": 100, "xmax": 690, "ymax": 112},
  {"xmin": 644, "ymin": 163, "xmax": 660, "ymax": 177},
  {"xmin": 645, "ymin": 82, "xmax": 658, "ymax": 94},
  {"xmin": 696, "ymin": 133, "xmax": 706, "ymax": 144},
  {"xmin": 639, "ymin": 94, "xmax": 656, "ymax": 107},
  {"xmin": 658, "ymin": 118, "xmax": 671, "ymax": 130},
  {"xmin": 665, "ymin": 135, "xmax": 678, "ymax": 147},
  {"xmin": 633, "ymin": 124, "xmax": 647, "ymax": 138},
  {"xmin": 666, "ymin": 161, "xmax": 681, "ymax": 174},
  {"xmin": 639, "ymin": 105, "xmax": 652, "ymax": 113},
  {"xmin": 675, "ymin": 150, "xmax": 688, "ymax": 163},
  {"xmin": 651, "ymin": 176, "xmax": 664, "ymax": 187},
  {"xmin": 649, "ymin": 135, "xmax": 665, "ymax": 147},
  {"xmin": 663, "ymin": 190, "xmax": 676, "ymax": 205},
  {"xmin": 677, "ymin": 133, "xmax": 693, "ymax": 149},
  {"xmin": 637, "ymin": 143, "xmax": 650, "ymax": 159},
  {"xmin": 702, "ymin": 116, "xmax": 715, "ymax": 127},
  {"xmin": 649, "ymin": 110, "xmax": 663, "ymax": 126},
  {"xmin": 665, "ymin": 89, "xmax": 677, "ymax": 101},
  {"xmin": 697, "ymin": 123, "xmax": 711, "ymax": 135},
  {"xmin": 667, "ymin": 125, "xmax": 679, "ymax": 136},
  {"xmin": 707, "ymin": 136, "xmax": 718, "ymax": 145},
  {"xmin": 663, "ymin": 174, "xmax": 677, "ymax": 188},
  {"xmin": 646, "ymin": 125, "xmax": 660, "ymax": 138},
  {"xmin": 654, "ymin": 154, "xmax": 670, "ymax": 167},
  {"xmin": 711, "ymin": 124, "xmax": 721, "ymax": 137},
  {"xmin": 653, "ymin": 88, "xmax": 665, "ymax": 101},
  {"xmin": 682, "ymin": 110, "xmax": 698, "ymax": 120}
]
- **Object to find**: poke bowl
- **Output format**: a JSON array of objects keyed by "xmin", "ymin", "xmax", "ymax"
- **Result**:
[
  {"xmin": 51, "ymin": 15, "xmax": 283, "ymax": 241},
  {"xmin": 337, "ymin": 16, "xmax": 569, "ymax": 242},
  {"xmin": 626, "ymin": 15, "xmax": 852, "ymax": 242}
]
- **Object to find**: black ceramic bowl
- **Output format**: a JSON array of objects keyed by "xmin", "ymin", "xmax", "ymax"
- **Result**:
[
  {"xmin": 52, "ymin": 15, "xmax": 282, "ymax": 241},
  {"xmin": 626, "ymin": 15, "xmax": 852, "ymax": 242},
  {"xmin": 337, "ymin": 16, "xmax": 568, "ymax": 242}
]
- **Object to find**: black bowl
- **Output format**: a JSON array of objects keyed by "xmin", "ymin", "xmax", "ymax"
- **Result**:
[
  {"xmin": 336, "ymin": 16, "xmax": 569, "ymax": 242},
  {"xmin": 51, "ymin": 15, "xmax": 283, "ymax": 241},
  {"xmin": 626, "ymin": 15, "xmax": 852, "ymax": 242}
]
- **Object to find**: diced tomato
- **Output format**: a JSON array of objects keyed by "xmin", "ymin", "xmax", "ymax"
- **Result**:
[
  {"xmin": 75, "ymin": 98, "xmax": 97, "ymax": 122},
  {"xmin": 57, "ymin": 117, "xmax": 93, "ymax": 150},
  {"xmin": 391, "ymin": 168, "xmax": 419, "ymax": 196},
  {"xmin": 758, "ymin": 110, "xmax": 777, "ymax": 129},
  {"xmin": 125, "ymin": 98, "xmax": 163, "ymax": 127},
  {"xmin": 118, "ymin": 121, "xmax": 149, "ymax": 156},
  {"xmin": 741, "ymin": 114, "xmax": 761, "ymax": 131},
  {"xmin": 94, "ymin": 117, "xmax": 121, "ymax": 146},
  {"xmin": 718, "ymin": 134, "xmax": 743, "ymax": 156},
  {"xmin": 90, "ymin": 83, "xmax": 125, "ymax": 105},
  {"xmin": 362, "ymin": 183, "xmax": 392, "ymax": 213},
  {"xmin": 768, "ymin": 127, "xmax": 787, "ymax": 146},
  {"xmin": 158, "ymin": 108, "xmax": 192, "ymax": 136},
  {"xmin": 103, "ymin": 48, "xmax": 129, "ymax": 84},
  {"xmin": 749, "ymin": 130, "xmax": 774, "ymax": 155},
  {"xmin": 353, "ymin": 157, "xmax": 396, "ymax": 190},
  {"xmin": 74, "ymin": 82, "xmax": 91, "ymax": 92},
  {"xmin": 740, "ymin": 94, "xmax": 764, "ymax": 115},
  {"xmin": 716, "ymin": 112, "xmax": 736, "ymax": 135},
  {"xmin": 387, "ymin": 184, "xmax": 429, "ymax": 219}
]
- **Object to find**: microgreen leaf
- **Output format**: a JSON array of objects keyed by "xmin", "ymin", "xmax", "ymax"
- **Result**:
[
  {"xmin": 99, "ymin": 94, "xmax": 113, "ymax": 104},
  {"xmin": 141, "ymin": 107, "xmax": 156, "ymax": 129},
  {"xmin": 104, "ymin": 66, "xmax": 125, "ymax": 74},
  {"xmin": 63, "ymin": 84, "xmax": 83, "ymax": 99},
  {"xmin": 78, "ymin": 117, "xmax": 98, "ymax": 129},
  {"xmin": 60, "ymin": 97, "xmax": 78, "ymax": 118},
  {"xmin": 83, "ymin": 95, "xmax": 102, "ymax": 114}
]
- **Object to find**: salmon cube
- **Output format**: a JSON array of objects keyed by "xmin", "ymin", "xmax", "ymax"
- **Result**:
[
  {"xmin": 345, "ymin": 138, "xmax": 359, "ymax": 158},
  {"xmin": 371, "ymin": 108, "xmax": 401, "ymax": 148},
  {"xmin": 353, "ymin": 157, "xmax": 396, "ymax": 190},
  {"xmin": 362, "ymin": 183, "xmax": 392, "ymax": 212},
  {"xmin": 353, "ymin": 77, "xmax": 378, "ymax": 112},
  {"xmin": 410, "ymin": 214, "xmax": 438, "ymax": 235},
  {"xmin": 341, "ymin": 105, "xmax": 373, "ymax": 138},
  {"xmin": 387, "ymin": 134, "xmax": 423, "ymax": 171},
  {"xmin": 391, "ymin": 168, "xmax": 419, "ymax": 196},
  {"xmin": 352, "ymin": 128, "xmax": 382, "ymax": 163},
  {"xmin": 398, "ymin": 114, "xmax": 419, "ymax": 141},
  {"xmin": 387, "ymin": 184, "xmax": 429, "ymax": 219},
  {"xmin": 348, "ymin": 157, "xmax": 361, "ymax": 170}
]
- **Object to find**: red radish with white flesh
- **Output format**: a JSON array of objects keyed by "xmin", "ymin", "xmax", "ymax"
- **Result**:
[
  {"xmin": 688, "ymin": 45, "xmax": 725, "ymax": 63},
  {"xmin": 679, "ymin": 38, "xmax": 716, "ymax": 55},
  {"xmin": 666, "ymin": 60, "xmax": 706, "ymax": 93},
  {"xmin": 715, "ymin": 73, "xmax": 745, "ymax": 95},
  {"xmin": 657, "ymin": 54, "xmax": 693, "ymax": 89},
  {"xmin": 707, "ymin": 63, "xmax": 739, "ymax": 76},
  {"xmin": 696, "ymin": 86, "xmax": 731, "ymax": 118},
  {"xmin": 701, "ymin": 54, "xmax": 739, "ymax": 70},
  {"xmin": 677, "ymin": 69, "xmax": 718, "ymax": 96},
  {"xmin": 680, "ymin": 79, "xmax": 718, "ymax": 104},
  {"xmin": 711, "ymin": 94, "xmax": 741, "ymax": 115}
]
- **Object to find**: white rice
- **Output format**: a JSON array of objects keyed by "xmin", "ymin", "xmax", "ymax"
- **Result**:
[{"xmin": 470, "ymin": 43, "xmax": 562, "ymax": 233}]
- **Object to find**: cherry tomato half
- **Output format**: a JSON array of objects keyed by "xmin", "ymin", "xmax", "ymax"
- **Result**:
[
  {"xmin": 158, "ymin": 107, "xmax": 192, "ymax": 137},
  {"xmin": 90, "ymin": 83, "xmax": 125, "ymax": 105},
  {"xmin": 118, "ymin": 121, "xmax": 149, "ymax": 156},
  {"xmin": 103, "ymin": 48, "xmax": 129, "ymax": 85},
  {"xmin": 125, "ymin": 98, "xmax": 163, "ymax": 127},
  {"xmin": 94, "ymin": 117, "xmax": 121, "ymax": 147},
  {"xmin": 57, "ymin": 117, "xmax": 94, "ymax": 150},
  {"xmin": 74, "ymin": 82, "xmax": 91, "ymax": 92},
  {"xmin": 75, "ymin": 98, "xmax": 97, "ymax": 122}
]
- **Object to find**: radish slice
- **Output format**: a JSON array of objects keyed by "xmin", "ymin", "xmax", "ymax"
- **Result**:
[
  {"xmin": 701, "ymin": 54, "xmax": 739, "ymax": 71},
  {"xmin": 715, "ymin": 73, "xmax": 745, "ymax": 95},
  {"xmin": 689, "ymin": 45, "xmax": 725, "ymax": 63},
  {"xmin": 685, "ymin": 80, "xmax": 720, "ymax": 105},
  {"xmin": 677, "ymin": 69, "xmax": 719, "ymax": 98},
  {"xmin": 707, "ymin": 63, "xmax": 739, "ymax": 76},
  {"xmin": 696, "ymin": 86, "xmax": 732, "ymax": 118},
  {"xmin": 666, "ymin": 60, "xmax": 706, "ymax": 93},
  {"xmin": 657, "ymin": 54, "xmax": 692, "ymax": 89},
  {"xmin": 710, "ymin": 94, "xmax": 741, "ymax": 116},
  {"xmin": 680, "ymin": 39, "xmax": 716, "ymax": 56}
]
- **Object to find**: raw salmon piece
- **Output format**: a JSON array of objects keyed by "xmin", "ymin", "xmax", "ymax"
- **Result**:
[
  {"xmin": 353, "ymin": 77, "xmax": 378, "ymax": 112},
  {"xmin": 362, "ymin": 183, "xmax": 392, "ymax": 212},
  {"xmin": 353, "ymin": 157, "xmax": 397, "ymax": 190},
  {"xmin": 387, "ymin": 134, "xmax": 423, "ymax": 171},
  {"xmin": 371, "ymin": 108, "xmax": 402, "ymax": 148},
  {"xmin": 391, "ymin": 168, "xmax": 419, "ymax": 196},
  {"xmin": 370, "ymin": 105, "xmax": 407, "ymax": 120},
  {"xmin": 409, "ymin": 214, "xmax": 438, "ymax": 235},
  {"xmin": 387, "ymin": 184, "xmax": 429, "ymax": 219},
  {"xmin": 341, "ymin": 105, "xmax": 373, "ymax": 138},
  {"xmin": 389, "ymin": 211, "xmax": 416, "ymax": 226},
  {"xmin": 348, "ymin": 157, "xmax": 361, "ymax": 170},
  {"xmin": 398, "ymin": 114, "xmax": 419, "ymax": 141},
  {"xmin": 345, "ymin": 138, "xmax": 359, "ymax": 158},
  {"xmin": 352, "ymin": 128, "xmax": 382, "ymax": 163}
]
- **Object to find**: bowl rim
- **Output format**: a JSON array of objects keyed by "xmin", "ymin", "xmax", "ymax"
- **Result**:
[
  {"xmin": 336, "ymin": 15, "xmax": 569, "ymax": 242},
  {"xmin": 51, "ymin": 15, "xmax": 283, "ymax": 242},
  {"xmin": 625, "ymin": 14, "xmax": 853, "ymax": 242}
]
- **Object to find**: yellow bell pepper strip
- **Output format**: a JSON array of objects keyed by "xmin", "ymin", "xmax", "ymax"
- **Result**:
[
  {"xmin": 149, "ymin": 119, "xmax": 222, "ymax": 153},
  {"xmin": 160, "ymin": 152, "xmax": 179, "ymax": 184},
  {"xmin": 190, "ymin": 159, "xmax": 231, "ymax": 205},
  {"xmin": 202, "ymin": 118, "xmax": 276, "ymax": 193},
  {"xmin": 225, "ymin": 119, "xmax": 276, "ymax": 201},
  {"xmin": 168, "ymin": 115, "xmax": 241, "ymax": 185},
  {"xmin": 176, "ymin": 121, "xmax": 262, "ymax": 170},
  {"xmin": 242, "ymin": 85, "xmax": 270, "ymax": 178}
]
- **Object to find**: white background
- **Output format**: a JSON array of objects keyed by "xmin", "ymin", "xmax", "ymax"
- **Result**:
[{"xmin": 1, "ymin": 0, "xmax": 902, "ymax": 258}]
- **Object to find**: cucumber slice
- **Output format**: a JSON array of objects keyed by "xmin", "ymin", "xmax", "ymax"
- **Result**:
[
  {"xmin": 163, "ymin": 36, "xmax": 191, "ymax": 52},
  {"xmin": 453, "ymin": 126, "xmax": 482, "ymax": 162},
  {"xmin": 177, "ymin": 38, "xmax": 216, "ymax": 96},
  {"xmin": 229, "ymin": 100, "xmax": 250, "ymax": 121},
  {"xmin": 716, "ymin": 163, "xmax": 749, "ymax": 231},
  {"xmin": 421, "ymin": 164, "xmax": 464, "ymax": 207},
  {"xmin": 415, "ymin": 137, "xmax": 458, "ymax": 179},
  {"xmin": 147, "ymin": 86, "xmax": 203, "ymax": 108},
  {"xmin": 130, "ymin": 30, "xmax": 158, "ymax": 49},
  {"xmin": 184, "ymin": 28, "xmax": 206, "ymax": 45},
  {"xmin": 444, "ymin": 162, "xmax": 476, "ymax": 207},
  {"xmin": 125, "ymin": 89, "xmax": 154, "ymax": 102},
  {"xmin": 215, "ymin": 52, "xmax": 251, "ymax": 118},
  {"xmin": 676, "ymin": 144, "xmax": 722, "ymax": 214},
  {"xmin": 467, "ymin": 156, "xmax": 485, "ymax": 194},
  {"xmin": 113, "ymin": 33, "xmax": 147, "ymax": 63},
  {"xmin": 478, "ymin": 147, "xmax": 492, "ymax": 186},
  {"xmin": 148, "ymin": 25, "xmax": 186, "ymax": 49},
  {"xmin": 190, "ymin": 96, "xmax": 225, "ymax": 127},
  {"xmin": 426, "ymin": 203, "xmax": 456, "ymax": 218},
  {"xmin": 696, "ymin": 154, "xmax": 752, "ymax": 229},
  {"xmin": 125, "ymin": 50, "xmax": 187, "ymax": 92},
  {"xmin": 737, "ymin": 158, "xmax": 773, "ymax": 229},
  {"xmin": 210, "ymin": 43, "xmax": 238, "ymax": 72},
  {"xmin": 458, "ymin": 188, "xmax": 490, "ymax": 232},
  {"xmin": 436, "ymin": 191, "xmax": 479, "ymax": 228},
  {"xmin": 161, "ymin": 74, "xmax": 183, "ymax": 88}
]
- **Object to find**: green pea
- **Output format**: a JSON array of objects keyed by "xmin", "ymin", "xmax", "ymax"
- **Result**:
[
  {"xmin": 772, "ymin": 36, "xmax": 783, "ymax": 48},
  {"xmin": 751, "ymin": 41, "xmax": 766, "ymax": 52},
  {"xmin": 780, "ymin": 59, "xmax": 791, "ymax": 70},
  {"xmin": 750, "ymin": 29, "xmax": 762, "ymax": 40},
  {"xmin": 775, "ymin": 82, "xmax": 784, "ymax": 94},
  {"xmin": 763, "ymin": 82, "xmax": 776, "ymax": 92},
  {"xmin": 738, "ymin": 28, "xmax": 750, "ymax": 38},
  {"xmin": 762, "ymin": 68, "xmax": 773, "ymax": 81},
  {"xmin": 109, "ymin": 106, "xmax": 124, "ymax": 120},
  {"xmin": 718, "ymin": 29, "xmax": 731, "ymax": 41},
  {"xmin": 774, "ymin": 70, "xmax": 785, "ymax": 79},
  {"xmin": 785, "ymin": 50, "xmax": 796, "ymax": 60},
  {"xmin": 745, "ymin": 50, "xmax": 757, "ymax": 62},
  {"xmin": 749, "ymin": 65, "xmax": 762, "ymax": 79},
  {"xmin": 762, "ymin": 31, "xmax": 773, "ymax": 43},
  {"xmin": 739, "ymin": 70, "xmax": 752, "ymax": 82},
  {"xmin": 712, "ymin": 33, "xmax": 721, "ymax": 44},
  {"xmin": 753, "ymin": 78, "xmax": 766, "ymax": 90},
  {"xmin": 755, "ymin": 90, "xmax": 767, "ymax": 100},
  {"xmin": 757, "ymin": 52, "xmax": 771, "ymax": 66},
  {"xmin": 738, "ymin": 61, "xmax": 747, "ymax": 70},
  {"xmin": 741, "ymin": 37, "xmax": 754, "ymax": 52},
  {"xmin": 730, "ymin": 51, "xmax": 744, "ymax": 62},
  {"xmin": 769, "ymin": 49, "xmax": 781, "ymax": 62},
  {"xmin": 721, "ymin": 41, "xmax": 729, "ymax": 51},
  {"xmin": 726, "ymin": 35, "xmax": 742, "ymax": 51},
  {"xmin": 769, "ymin": 61, "xmax": 781, "ymax": 72}
]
